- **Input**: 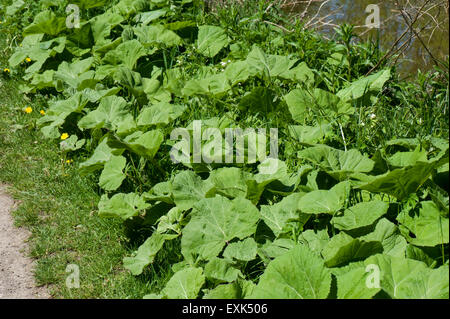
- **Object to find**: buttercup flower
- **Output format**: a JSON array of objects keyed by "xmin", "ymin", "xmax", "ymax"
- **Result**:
[
  {"xmin": 3, "ymin": 68, "xmax": 10, "ymax": 73},
  {"xmin": 40, "ymin": 110, "xmax": 45, "ymax": 115},
  {"xmin": 61, "ymin": 133, "xmax": 69, "ymax": 140},
  {"xmin": 66, "ymin": 159, "xmax": 74, "ymax": 164},
  {"xmin": 25, "ymin": 57, "xmax": 31, "ymax": 63},
  {"xmin": 25, "ymin": 106, "xmax": 32, "ymax": 114}
]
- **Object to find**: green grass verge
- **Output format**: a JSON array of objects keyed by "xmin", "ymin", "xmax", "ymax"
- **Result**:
[{"xmin": 0, "ymin": 35, "xmax": 172, "ymax": 299}]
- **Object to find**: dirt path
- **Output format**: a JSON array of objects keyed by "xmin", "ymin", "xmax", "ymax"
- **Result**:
[{"xmin": 0, "ymin": 185, "xmax": 49, "ymax": 299}]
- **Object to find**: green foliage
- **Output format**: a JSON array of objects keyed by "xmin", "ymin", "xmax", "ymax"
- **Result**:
[{"xmin": 1, "ymin": 0, "xmax": 448, "ymax": 299}]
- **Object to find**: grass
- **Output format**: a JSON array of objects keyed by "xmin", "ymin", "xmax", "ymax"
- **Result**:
[{"xmin": 0, "ymin": 34, "xmax": 174, "ymax": 299}]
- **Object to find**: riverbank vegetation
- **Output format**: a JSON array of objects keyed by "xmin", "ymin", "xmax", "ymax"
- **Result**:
[{"xmin": 0, "ymin": 0, "xmax": 448, "ymax": 298}]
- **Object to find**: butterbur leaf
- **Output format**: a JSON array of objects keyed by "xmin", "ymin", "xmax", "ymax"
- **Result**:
[
  {"xmin": 162, "ymin": 267, "xmax": 205, "ymax": 299},
  {"xmin": 172, "ymin": 171, "xmax": 214, "ymax": 210},
  {"xmin": 206, "ymin": 167, "xmax": 249, "ymax": 199},
  {"xmin": 261, "ymin": 192, "xmax": 309, "ymax": 237},
  {"xmin": 364, "ymin": 254, "xmax": 449, "ymax": 299},
  {"xmin": 250, "ymin": 245, "xmax": 331, "ymax": 299},
  {"xmin": 134, "ymin": 25, "xmax": 182, "ymax": 47},
  {"xmin": 223, "ymin": 238, "xmax": 257, "ymax": 262},
  {"xmin": 181, "ymin": 196, "xmax": 259, "ymax": 263},
  {"xmin": 397, "ymin": 201, "xmax": 449, "ymax": 247},
  {"xmin": 137, "ymin": 102, "xmax": 187, "ymax": 127},
  {"xmin": 297, "ymin": 181, "xmax": 350, "ymax": 215},
  {"xmin": 203, "ymin": 283, "xmax": 241, "ymax": 299},
  {"xmin": 334, "ymin": 265, "xmax": 381, "ymax": 299},
  {"xmin": 361, "ymin": 218, "xmax": 407, "ymax": 257},
  {"xmin": 279, "ymin": 62, "xmax": 315, "ymax": 86},
  {"xmin": 332, "ymin": 200, "xmax": 389, "ymax": 231},
  {"xmin": 246, "ymin": 46, "xmax": 296, "ymax": 79},
  {"xmin": 23, "ymin": 10, "xmax": 66, "ymax": 36},
  {"xmin": 196, "ymin": 25, "xmax": 230, "ymax": 58},
  {"xmin": 78, "ymin": 96, "xmax": 130, "ymax": 131},
  {"xmin": 108, "ymin": 130, "xmax": 164, "ymax": 159},
  {"xmin": 298, "ymin": 229, "xmax": 330, "ymax": 254},
  {"xmin": 103, "ymin": 40, "xmax": 146, "ymax": 69},
  {"xmin": 79, "ymin": 138, "xmax": 122, "ymax": 175},
  {"xmin": 98, "ymin": 155, "xmax": 127, "ymax": 191},
  {"xmin": 60, "ymin": 135, "xmax": 86, "ymax": 152},
  {"xmin": 299, "ymin": 145, "xmax": 374, "ymax": 181},
  {"xmin": 123, "ymin": 232, "xmax": 176, "ymax": 275},
  {"xmin": 204, "ymin": 258, "xmax": 242, "ymax": 283},
  {"xmin": 98, "ymin": 193, "xmax": 150, "ymax": 220},
  {"xmin": 321, "ymin": 232, "xmax": 382, "ymax": 267}
]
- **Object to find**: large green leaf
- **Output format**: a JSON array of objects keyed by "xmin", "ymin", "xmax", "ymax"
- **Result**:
[
  {"xmin": 108, "ymin": 130, "xmax": 164, "ymax": 159},
  {"xmin": 181, "ymin": 196, "xmax": 260, "ymax": 263},
  {"xmin": 98, "ymin": 192, "xmax": 150, "ymax": 220},
  {"xmin": 223, "ymin": 238, "xmax": 257, "ymax": 262},
  {"xmin": 332, "ymin": 200, "xmax": 389, "ymax": 231},
  {"xmin": 206, "ymin": 167, "xmax": 250, "ymax": 199},
  {"xmin": 162, "ymin": 267, "xmax": 205, "ymax": 299},
  {"xmin": 204, "ymin": 258, "xmax": 242, "ymax": 283},
  {"xmin": 79, "ymin": 138, "xmax": 121, "ymax": 175},
  {"xmin": 53, "ymin": 58, "xmax": 96, "ymax": 90},
  {"xmin": 246, "ymin": 46, "xmax": 296, "ymax": 79},
  {"xmin": 123, "ymin": 232, "xmax": 176, "ymax": 275},
  {"xmin": 250, "ymin": 245, "xmax": 331, "ymax": 299},
  {"xmin": 172, "ymin": 171, "xmax": 215, "ymax": 210},
  {"xmin": 361, "ymin": 218, "xmax": 407, "ymax": 257},
  {"xmin": 134, "ymin": 25, "xmax": 182, "ymax": 47},
  {"xmin": 23, "ymin": 10, "xmax": 66, "ymax": 36},
  {"xmin": 333, "ymin": 264, "xmax": 381, "ymax": 299},
  {"xmin": 364, "ymin": 254, "xmax": 449, "ymax": 299},
  {"xmin": 137, "ymin": 102, "xmax": 186, "ymax": 127},
  {"xmin": 78, "ymin": 96, "xmax": 130, "ymax": 131},
  {"xmin": 297, "ymin": 181, "xmax": 350, "ymax": 215},
  {"xmin": 98, "ymin": 155, "xmax": 127, "ymax": 191},
  {"xmin": 279, "ymin": 62, "xmax": 315, "ymax": 86},
  {"xmin": 196, "ymin": 25, "xmax": 230, "ymax": 58},
  {"xmin": 103, "ymin": 40, "xmax": 146, "ymax": 69},
  {"xmin": 321, "ymin": 232, "xmax": 382, "ymax": 267},
  {"xmin": 299, "ymin": 145, "xmax": 374, "ymax": 181},
  {"xmin": 397, "ymin": 201, "xmax": 449, "ymax": 247},
  {"xmin": 336, "ymin": 69, "xmax": 391, "ymax": 103},
  {"xmin": 261, "ymin": 192, "xmax": 309, "ymax": 237}
]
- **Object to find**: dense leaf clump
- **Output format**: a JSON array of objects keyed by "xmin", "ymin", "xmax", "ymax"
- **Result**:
[{"xmin": 1, "ymin": 0, "xmax": 448, "ymax": 299}]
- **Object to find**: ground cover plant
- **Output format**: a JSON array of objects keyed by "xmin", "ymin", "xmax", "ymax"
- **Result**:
[{"xmin": 0, "ymin": 0, "xmax": 448, "ymax": 299}]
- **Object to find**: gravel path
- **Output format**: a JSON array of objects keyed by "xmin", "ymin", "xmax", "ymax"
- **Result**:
[{"xmin": 0, "ymin": 185, "xmax": 49, "ymax": 299}]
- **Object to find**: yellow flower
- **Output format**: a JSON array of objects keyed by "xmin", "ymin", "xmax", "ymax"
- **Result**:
[
  {"xmin": 25, "ymin": 57, "xmax": 31, "ymax": 63},
  {"xmin": 66, "ymin": 159, "xmax": 74, "ymax": 164},
  {"xmin": 3, "ymin": 68, "xmax": 10, "ymax": 73},
  {"xmin": 61, "ymin": 133, "xmax": 69, "ymax": 140},
  {"xmin": 40, "ymin": 110, "xmax": 45, "ymax": 115},
  {"xmin": 25, "ymin": 106, "xmax": 33, "ymax": 114}
]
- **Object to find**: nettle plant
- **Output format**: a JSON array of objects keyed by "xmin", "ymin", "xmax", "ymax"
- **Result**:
[{"xmin": 4, "ymin": 0, "xmax": 449, "ymax": 299}]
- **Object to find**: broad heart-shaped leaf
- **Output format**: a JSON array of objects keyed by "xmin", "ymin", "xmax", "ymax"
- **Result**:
[
  {"xmin": 134, "ymin": 9, "xmax": 168, "ymax": 25},
  {"xmin": 364, "ymin": 254, "xmax": 449, "ymax": 299},
  {"xmin": 331, "ymin": 200, "xmax": 389, "ymax": 231},
  {"xmin": 250, "ymin": 245, "xmax": 332, "ymax": 299},
  {"xmin": 321, "ymin": 232, "xmax": 382, "ymax": 267},
  {"xmin": 53, "ymin": 58, "xmax": 95, "ymax": 90},
  {"xmin": 355, "ymin": 161, "xmax": 441, "ymax": 200},
  {"xmin": 182, "ymin": 73, "xmax": 231, "ymax": 97},
  {"xmin": 108, "ymin": 130, "xmax": 164, "ymax": 159},
  {"xmin": 261, "ymin": 192, "xmax": 310, "ymax": 237},
  {"xmin": 162, "ymin": 267, "xmax": 205, "ymax": 299},
  {"xmin": 333, "ymin": 264, "xmax": 381, "ymax": 299},
  {"xmin": 123, "ymin": 232, "xmax": 176, "ymax": 275},
  {"xmin": 181, "ymin": 196, "xmax": 260, "ymax": 263},
  {"xmin": 79, "ymin": 138, "xmax": 122, "ymax": 175},
  {"xmin": 196, "ymin": 25, "xmax": 230, "ymax": 58},
  {"xmin": 299, "ymin": 145, "xmax": 374, "ymax": 181},
  {"xmin": 90, "ymin": 11, "xmax": 124, "ymax": 45},
  {"xmin": 284, "ymin": 88, "xmax": 352, "ymax": 124},
  {"xmin": 172, "ymin": 171, "xmax": 215, "ymax": 210},
  {"xmin": 59, "ymin": 135, "xmax": 86, "ymax": 152},
  {"xmin": 204, "ymin": 280, "xmax": 255, "ymax": 299},
  {"xmin": 98, "ymin": 192, "xmax": 150, "ymax": 220},
  {"xmin": 278, "ymin": 62, "xmax": 315, "ymax": 86},
  {"xmin": 72, "ymin": 0, "xmax": 107, "ymax": 9},
  {"xmin": 206, "ymin": 167, "xmax": 250, "ymax": 199},
  {"xmin": 387, "ymin": 145, "xmax": 428, "ymax": 168},
  {"xmin": 134, "ymin": 25, "xmax": 182, "ymax": 47},
  {"xmin": 224, "ymin": 60, "xmax": 250, "ymax": 86},
  {"xmin": 298, "ymin": 229, "xmax": 330, "ymax": 255},
  {"xmin": 288, "ymin": 123, "xmax": 334, "ymax": 146},
  {"xmin": 246, "ymin": 46, "xmax": 297, "ymax": 79},
  {"xmin": 99, "ymin": 155, "xmax": 127, "ymax": 191},
  {"xmin": 397, "ymin": 201, "xmax": 449, "ymax": 247},
  {"xmin": 297, "ymin": 181, "xmax": 351, "ymax": 215},
  {"xmin": 223, "ymin": 238, "xmax": 257, "ymax": 262},
  {"xmin": 238, "ymin": 87, "xmax": 278, "ymax": 113},
  {"xmin": 361, "ymin": 218, "xmax": 407, "ymax": 257},
  {"xmin": 23, "ymin": 10, "xmax": 66, "ymax": 36},
  {"xmin": 336, "ymin": 69, "xmax": 391, "ymax": 103},
  {"xmin": 6, "ymin": 0, "xmax": 25, "ymax": 16},
  {"xmin": 137, "ymin": 102, "xmax": 187, "ymax": 127},
  {"xmin": 103, "ymin": 40, "xmax": 146, "ymax": 70},
  {"xmin": 204, "ymin": 258, "xmax": 242, "ymax": 283},
  {"xmin": 78, "ymin": 96, "xmax": 130, "ymax": 131}
]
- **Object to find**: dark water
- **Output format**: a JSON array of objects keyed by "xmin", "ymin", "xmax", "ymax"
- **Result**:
[{"xmin": 286, "ymin": 0, "xmax": 449, "ymax": 77}]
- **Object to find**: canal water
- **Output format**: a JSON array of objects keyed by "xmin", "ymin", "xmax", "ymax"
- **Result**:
[{"xmin": 285, "ymin": 0, "xmax": 449, "ymax": 77}]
